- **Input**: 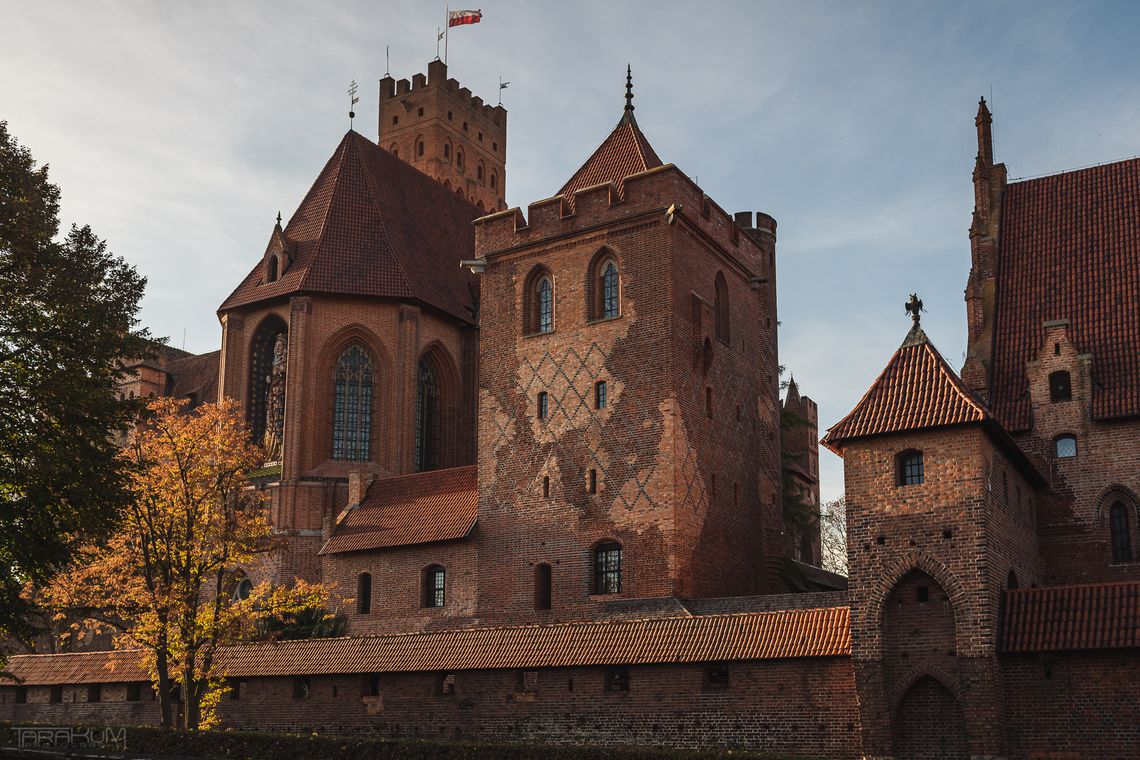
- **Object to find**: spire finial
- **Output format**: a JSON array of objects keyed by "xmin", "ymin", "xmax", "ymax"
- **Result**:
[
  {"xmin": 905, "ymin": 293, "xmax": 924, "ymax": 325},
  {"xmin": 276, "ymin": 210, "xmax": 282, "ymax": 227},
  {"xmin": 625, "ymin": 64, "xmax": 634, "ymax": 113}
]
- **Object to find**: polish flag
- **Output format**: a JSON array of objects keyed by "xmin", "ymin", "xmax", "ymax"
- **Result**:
[{"xmin": 448, "ymin": 9, "xmax": 482, "ymax": 27}]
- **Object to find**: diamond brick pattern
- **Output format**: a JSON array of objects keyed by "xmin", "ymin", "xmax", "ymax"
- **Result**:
[{"xmin": 991, "ymin": 158, "xmax": 1140, "ymax": 430}]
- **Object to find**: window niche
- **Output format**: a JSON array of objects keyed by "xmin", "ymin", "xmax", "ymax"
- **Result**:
[
  {"xmin": 593, "ymin": 541, "xmax": 622, "ymax": 594},
  {"xmin": 534, "ymin": 563, "xmax": 552, "ymax": 611},
  {"xmin": 356, "ymin": 572, "xmax": 372, "ymax": 615},
  {"xmin": 523, "ymin": 266, "xmax": 555, "ymax": 335},
  {"xmin": 1048, "ymin": 370, "xmax": 1072, "ymax": 402},
  {"xmin": 1110, "ymin": 501, "xmax": 1133, "ymax": 564},
  {"xmin": 586, "ymin": 249, "xmax": 620, "ymax": 321},
  {"xmin": 423, "ymin": 565, "xmax": 446, "ymax": 608},
  {"xmin": 1054, "ymin": 434, "xmax": 1077, "ymax": 459}
]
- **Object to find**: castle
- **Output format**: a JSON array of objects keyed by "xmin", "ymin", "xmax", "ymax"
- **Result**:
[{"xmin": 2, "ymin": 62, "xmax": 1138, "ymax": 760}]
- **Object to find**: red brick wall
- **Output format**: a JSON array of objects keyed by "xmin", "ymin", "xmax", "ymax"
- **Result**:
[
  {"xmin": 0, "ymin": 683, "xmax": 160, "ymax": 726},
  {"xmin": 1002, "ymin": 651, "xmax": 1140, "ymax": 758},
  {"xmin": 323, "ymin": 540, "xmax": 478, "ymax": 636},
  {"xmin": 473, "ymin": 168, "xmax": 782, "ymax": 624},
  {"xmin": 378, "ymin": 60, "xmax": 506, "ymax": 213}
]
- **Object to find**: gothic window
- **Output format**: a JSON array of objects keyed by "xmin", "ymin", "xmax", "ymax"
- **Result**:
[
  {"xmin": 333, "ymin": 345, "xmax": 374, "ymax": 461},
  {"xmin": 537, "ymin": 391, "xmax": 548, "ymax": 420},
  {"xmin": 595, "ymin": 380, "xmax": 607, "ymax": 410},
  {"xmin": 231, "ymin": 577, "xmax": 253, "ymax": 602},
  {"xmin": 594, "ymin": 541, "xmax": 622, "ymax": 594},
  {"xmin": 1049, "ymin": 371, "xmax": 1072, "ymax": 402},
  {"xmin": 477, "ymin": 161, "xmax": 484, "ymax": 181},
  {"xmin": 423, "ymin": 565, "xmax": 446, "ymax": 608},
  {"xmin": 714, "ymin": 272, "xmax": 730, "ymax": 344},
  {"xmin": 490, "ymin": 170, "xmax": 498, "ymax": 189},
  {"xmin": 1110, "ymin": 502, "xmax": 1132, "ymax": 563},
  {"xmin": 538, "ymin": 277, "xmax": 553, "ymax": 333},
  {"xmin": 247, "ymin": 317, "xmax": 288, "ymax": 444},
  {"xmin": 456, "ymin": 147, "xmax": 464, "ymax": 171},
  {"xmin": 534, "ymin": 563, "xmax": 552, "ymax": 611},
  {"xmin": 444, "ymin": 142, "xmax": 451, "ymax": 160},
  {"xmin": 416, "ymin": 137, "xmax": 425, "ymax": 158},
  {"xmin": 898, "ymin": 450, "xmax": 924, "ymax": 486},
  {"xmin": 415, "ymin": 356, "xmax": 443, "ymax": 472},
  {"xmin": 601, "ymin": 261, "xmax": 619, "ymax": 318},
  {"xmin": 266, "ymin": 255, "xmax": 278, "ymax": 283},
  {"xmin": 1054, "ymin": 434, "xmax": 1077, "ymax": 459},
  {"xmin": 356, "ymin": 573, "xmax": 372, "ymax": 614}
]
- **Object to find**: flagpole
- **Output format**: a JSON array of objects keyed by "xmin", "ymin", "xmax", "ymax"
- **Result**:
[{"xmin": 444, "ymin": 5, "xmax": 449, "ymax": 65}]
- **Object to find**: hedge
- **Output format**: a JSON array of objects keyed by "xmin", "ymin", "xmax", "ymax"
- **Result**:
[{"xmin": 2, "ymin": 723, "xmax": 824, "ymax": 760}]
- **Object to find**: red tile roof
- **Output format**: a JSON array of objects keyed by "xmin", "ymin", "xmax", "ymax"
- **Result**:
[
  {"xmin": 219, "ymin": 131, "xmax": 480, "ymax": 323},
  {"xmin": 166, "ymin": 350, "xmax": 219, "ymax": 405},
  {"xmin": 3, "ymin": 649, "xmax": 149, "ymax": 685},
  {"xmin": 319, "ymin": 465, "xmax": 477, "ymax": 554},
  {"xmin": 991, "ymin": 158, "xmax": 1140, "ymax": 429},
  {"xmin": 1001, "ymin": 581, "xmax": 1140, "ymax": 653},
  {"xmin": 557, "ymin": 116, "xmax": 662, "ymax": 209},
  {"xmin": 4, "ymin": 607, "xmax": 850, "ymax": 684},
  {"xmin": 822, "ymin": 326, "xmax": 989, "ymax": 452}
]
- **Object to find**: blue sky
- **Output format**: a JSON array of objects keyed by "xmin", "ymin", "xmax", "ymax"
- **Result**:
[{"xmin": 4, "ymin": 1, "xmax": 1139, "ymax": 503}]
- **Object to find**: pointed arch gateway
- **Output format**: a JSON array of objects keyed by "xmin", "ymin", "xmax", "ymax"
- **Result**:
[{"xmin": 892, "ymin": 675, "xmax": 968, "ymax": 759}]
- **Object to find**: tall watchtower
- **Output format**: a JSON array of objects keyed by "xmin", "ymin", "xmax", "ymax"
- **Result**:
[{"xmin": 378, "ymin": 60, "xmax": 506, "ymax": 213}]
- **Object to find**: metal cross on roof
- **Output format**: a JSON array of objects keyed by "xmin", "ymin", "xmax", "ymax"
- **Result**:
[{"xmin": 905, "ymin": 293, "xmax": 924, "ymax": 324}]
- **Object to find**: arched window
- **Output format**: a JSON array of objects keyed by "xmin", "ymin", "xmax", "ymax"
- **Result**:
[
  {"xmin": 537, "ymin": 277, "xmax": 553, "ymax": 333},
  {"xmin": 1006, "ymin": 569, "xmax": 1020, "ymax": 590},
  {"xmin": 1054, "ymin": 434, "xmax": 1077, "ymax": 459},
  {"xmin": 601, "ymin": 261, "xmax": 619, "ymax": 318},
  {"xmin": 593, "ymin": 541, "xmax": 622, "ymax": 595},
  {"xmin": 443, "ymin": 142, "xmax": 451, "ymax": 160},
  {"xmin": 456, "ymin": 147, "xmax": 464, "ymax": 171},
  {"xmin": 416, "ymin": 137, "xmax": 425, "ymax": 158},
  {"xmin": 490, "ymin": 170, "xmax": 498, "ymax": 189},
  {"xmin": 1110, "ymin": 502, "xmax": 1132, "ymax": 563},
  {"xmin": 231, "ymin": 576, "xmax": 253, "ymax": 602},
  {"xmin": 356, "ymin": 573, "xmax": 372, "ymax": 614},
  {"xmin": 1049, "ymin": 371, "xmax": 1072, "ymax": 402},
  {"xmin": 333, "ymin": 345, "xmax": 373, "ymax": 461},
  {"xmin": 247, "ymin": 317, "xmax": 288, "ymax": 444},
  {"xmin": 714, "ymin": 272, "xmax": 730, "ymax": 344},
  {"xmin": 534, "ymin": 563, "xmax": 552, "ymax": 610},
  {"xmin": 388, "ymin": 143, "xmax": 399, "ymax": 157},
  {"xmin": 415, "ymin": 356, "xmax": 442, "ymax": 472},
  {"xmin": 897, "ymin": 450, "xmax": 924, "ymax": 486},
  {"xmin": 477, "ymin": 161, "xmax": 484, "ymax": 181},
  {"xmin": 423, "ymin": 565, "xmax": 446, "ymax": 608}
]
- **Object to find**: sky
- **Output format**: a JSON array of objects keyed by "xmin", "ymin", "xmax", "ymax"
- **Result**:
[{"xmin": 4, "ymin": 0, "xmax": 1140, "ymax": 504}]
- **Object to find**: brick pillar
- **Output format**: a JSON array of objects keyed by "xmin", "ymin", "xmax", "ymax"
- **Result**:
[
  {"xmin": 396, "ymin": 305, "xmax": 421, "ymax": 474},
  {"xmin": 218, "ymin": 313, "xmax": 245, "ymax": 401}
]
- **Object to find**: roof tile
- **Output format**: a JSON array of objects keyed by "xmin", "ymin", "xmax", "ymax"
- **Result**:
[
  {"xmin": 822, "ymin": 326, "xmax": 989, "ymax": 451},
  {"xmin": 4, "ymin": 607, "xmax": 851, "ymax": 684},
  {"xmin": 219, "ymin": 131, "xmax": 480, "ymax": 323},
  {"xmin": 991, "ymin": 158, "xmax": 1140, "ymax": 429},
  {"xmin": 557, "ymin": 118, "xmax": 662, "ymax": 210},
  {"xmin": 1001, "ymin": 581, "xmax": 1140, "ymax": 653},
  {"xmin": 319, "ymin": 465, "xmax": 477, "ymax": 554}
]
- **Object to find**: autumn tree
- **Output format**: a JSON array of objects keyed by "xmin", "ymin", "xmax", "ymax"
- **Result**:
[
  {"xmin": 40, "ymin": 398, "xmax": 337, "ymax": 729},
  {"xmin": 0, "ymin": 121, "xmax": 149, "ymax": 650}
]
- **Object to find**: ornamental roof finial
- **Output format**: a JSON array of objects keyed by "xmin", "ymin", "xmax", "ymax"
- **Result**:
[
  {"xmin": 906, "ymin": 293, "xmax": 924, "ymax": 325},
  {"xmin": 619, "ymin": 64, "xmax": 636, "ymax": 125}
]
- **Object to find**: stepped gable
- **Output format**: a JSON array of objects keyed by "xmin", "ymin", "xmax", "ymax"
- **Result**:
[
  {"xmin": 822, "ymin": 324, "xmax": 989, "ymax": 453},
  {"xmin": 319, "ymin": 465, "xmax": 477, "ymax": 554},
  {"xmin": 219, "ymin": 130, "xmax": 481, "ymax": 323},
  {"xmin": 4, "ymin": 606, "xmax": 851, "ymax": 685},
  {"xmin": 556, "ymin": 72, "xmax": 662, "ymax": 210},
  {"xmin": 990, "ymin": 158, "xmax": 1140, "ymax": 430},
  {"xmin": 1001, "ymin": 581, "xmax": 1140, "ymax": 653}
]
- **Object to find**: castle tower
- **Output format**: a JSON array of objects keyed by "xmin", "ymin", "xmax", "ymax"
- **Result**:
[
  {"xmin": 471, "ymin": 71, "xmax": 785, "ymax": 625},
  {"xmin": 781, "ymin": 377, "xmax": 821, "ymax": 566},
  {"xmin": 379, "ymin": 60, "xmax": 507, "ymax": 213},
  {"xmin": 823, "ymin": 303, "xmax": 1044, "ymax": 758}
]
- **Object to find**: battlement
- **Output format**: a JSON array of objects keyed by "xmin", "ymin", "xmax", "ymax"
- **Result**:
[
  {"xmin": 379, "ymin": 60, "xmax": 506, "ymax": 129},
  {"xmin": 476, "ymin": 164, "xmax": 776, "ymax": 276}
]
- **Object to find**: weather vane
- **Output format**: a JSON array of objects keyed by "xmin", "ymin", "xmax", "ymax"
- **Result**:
[
  {"xmin": 348, "ymin": 80, "xmax": 359, "ymax": 130},
  {"xmin": 905, "ymin": 293, "xmax": 925, "ymax": 325}
]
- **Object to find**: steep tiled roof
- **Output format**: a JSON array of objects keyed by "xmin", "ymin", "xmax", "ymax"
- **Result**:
[
  {"xmin": 557, "ymin": 116, "xmax": 662, "ymax": 209},
  {"xmin": 1001, "ymin": 581, "xmax": 1140, "ymax": 653},
  {"xmin": 219, "ymin": 131, "xmax": 481, "ymax": 323},
  {"xmin": 4, "ymin": 607, "xmax": 850, "ymax": 684},
  {"xmin": 991, "ymin": 159, "xmax": 1140, "ymax": 429},
  {"xmin": 822, "ymin": 326, "xmax": 989, "ymax": 452},
  {"xmin": 319, "ymin": 465, "xmax": 477, "ymax": 554},
  {"xmin": 166, "ymin": 350, "xmax": 219, "ymax": 406}
]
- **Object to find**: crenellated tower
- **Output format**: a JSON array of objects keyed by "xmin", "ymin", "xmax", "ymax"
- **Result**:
[{"xmin": 378, "ymin": 59, "xmax": 507, "ymax": 213}]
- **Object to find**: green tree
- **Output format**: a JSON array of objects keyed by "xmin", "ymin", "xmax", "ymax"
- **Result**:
[{"xmin": 0, "ymin": 121, "xmax": 149, "ymax": 652}]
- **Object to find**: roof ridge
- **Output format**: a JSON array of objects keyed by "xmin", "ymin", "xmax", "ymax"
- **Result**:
[
  {"xmin": 1009, "ymin": 153, "xmax": 1140, "ymax": 184},
  {"xmin": 1006, "ymin": 579, "xmax": 1140, "ymax": 595}
]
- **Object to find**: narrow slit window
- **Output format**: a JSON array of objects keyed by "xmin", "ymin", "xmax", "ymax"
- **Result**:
[
  {"xmin": 424, "ymin": 565, "xmax": 446, "ymax": 608},
  {"xmin": 1110, "ymin": 502, "xmax": 1132, "ymax": 563},
  {"xmin": 537, "ymin": 392, "xmax": 548, "ymax": 420},
  {"xmin": 595, "ymin": 381, "xmax": 607, "ymax": 409},
  {"xmin": 535, "ymin": 563, "xmax": 552, "ymax": 610}
]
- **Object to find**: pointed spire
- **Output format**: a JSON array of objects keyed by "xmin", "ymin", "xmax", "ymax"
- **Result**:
[
  {"xmin": 619, "ymin": 64, "xmax": 636, "ymax": 125},
  {"xmin": 976, "ymin": 96, "xmax": 993, "ymax": 168},
  {"xmin": 275, "ymin": 210, "xmax": 282, "ymax": 227},
  {"xmin": 785, "ymin": 375, "xmax": 801, "ymax": 406}
]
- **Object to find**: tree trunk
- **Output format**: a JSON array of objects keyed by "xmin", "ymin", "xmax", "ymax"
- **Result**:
[{"xmin": 155, "ymin": 645, "xmax": 173, "ymax": 729}]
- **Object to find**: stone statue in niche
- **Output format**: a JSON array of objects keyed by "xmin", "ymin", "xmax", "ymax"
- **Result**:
[{"xmin": 263, "ymin": 333, "xmax": 287, "ymax": 462}]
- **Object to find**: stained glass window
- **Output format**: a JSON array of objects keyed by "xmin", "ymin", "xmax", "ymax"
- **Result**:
[{"xmin": 333, "ymin": 346, "xmax": 373, "ymax": 461}]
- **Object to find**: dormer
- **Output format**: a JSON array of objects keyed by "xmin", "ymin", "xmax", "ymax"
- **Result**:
[
  {"xmin": 262, "ymin": 214, "xmax": 293, "ymax": 284},
  {"xmin": 1025, "ymin": 319, "xmax": 1093, "ymax": 439}
]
